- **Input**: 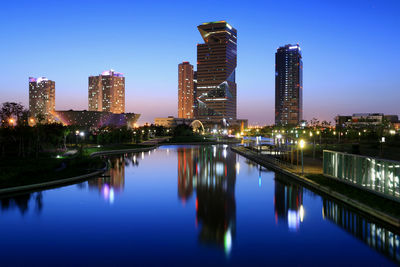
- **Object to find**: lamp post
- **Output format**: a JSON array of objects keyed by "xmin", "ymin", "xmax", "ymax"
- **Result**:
[
  {"xmin": 380, "ymin": 136, "xmax": 385, "ymax": 158},
  {"xmin": 299, "ymin": 139, "xmax": 305, "ymax": 175},
  {"xmin": 310, "ymin": 132, "xmax": 315, "ymax": 159},
  {"xmin": 276, "ymin": 134, "xmax": 282, "ymax": 158}
]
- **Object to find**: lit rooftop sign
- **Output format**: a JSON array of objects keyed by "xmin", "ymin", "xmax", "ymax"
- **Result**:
[{"xmin": 100, "ymin": 69, "xmax": 124, "ymax": 77}]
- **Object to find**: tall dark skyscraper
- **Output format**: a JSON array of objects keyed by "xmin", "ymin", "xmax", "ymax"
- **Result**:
[
  {"xmin": 178, "ymin": 62, "xmax": 195, "ymax": 119},
  {"xmin": 196, "ymin": 21, "xmax": 237, "ymax": 123},
  {"xmin": 275, "ymin": 44, "xmax": 303, "ymax": 126}
]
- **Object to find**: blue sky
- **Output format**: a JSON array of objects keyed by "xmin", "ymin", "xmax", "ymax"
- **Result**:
[{"xmin": 0, "ymin": 0, "xmax": 399, "ymax": 125}]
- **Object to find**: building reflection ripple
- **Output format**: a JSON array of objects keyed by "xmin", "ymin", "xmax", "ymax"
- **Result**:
[
  {"xmin": 322, "ymin": 198, "xmax": 400, "ymax": 264},
  {"xmin": 87, "ymin": 153, "xmax": 141, "ymax": 203},
  {"xmin": 274, "ymin": 173, "xmax": 304, "ymax": 231},
  {"xmin": 177, "ymin": 145, "xmax": 236, "ymax": 255}
]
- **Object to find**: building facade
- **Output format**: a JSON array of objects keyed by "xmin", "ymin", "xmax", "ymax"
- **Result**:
[
  {"xmin": 275, "ymin": 44, "xmax": 303, "ymax": 126},
  {"xmin": 89, "ymin": 70, "xmax": 125, "ymax": 114},
  {"xmin": 154, "ymin": 116, "xmax": 194, "ymax": 128},
  {"xmin": 54, "ymin": 110, "xmax": 140, "ymax": 128},
  {"xmin": 196, "ymin": 21, "xmax": 237, "ymax": 123},
  {"xmin": 335, "ymin": 113, "xmax": 399, "ymax": 128},
  {"xmin": 29, "ymin": 77, "xmax": 55, "ymax": 122},
  {"xmin": 178, "ymin": 62, "xmax": 195, "ymax": 119}
]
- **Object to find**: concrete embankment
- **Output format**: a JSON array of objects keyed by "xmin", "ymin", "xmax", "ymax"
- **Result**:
[
  {"xmin": 231, "ymin": 146, "xmax": 400, "ymax": 228},
  {"xmin": 90, "ymin": 146, "xmax": 156, "ymax": 157}
]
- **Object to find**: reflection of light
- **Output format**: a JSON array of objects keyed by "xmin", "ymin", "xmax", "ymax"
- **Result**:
[
  {"xmin": 141, "ymin": 152, "xmax": 144, "ymax": 159},
  {"xmin": 223, "ymin": 149, "xmax": 227, "ymax": 158},
  {"xmin": 102, "ymin": 184, "xmax": 110, "ymax": 199},
  {"xmin": 258, "ymin": 177, "xmax": 262, "ymax": 187},
  {"xmin": 288, "ymin": 210, "xmax": 299, "ymax": 231},
  {"xmin": 299, "ymin": 205, "xmax": 305, "ymax": 222},
  {"xmin": 213, "ymin": 146, "xmax": 216, "ymax": 157},
  {"xmin": 224, "ymin": 228, "xmax": 232, "ymax": 256},
  {"xmin": 216, "ymin": 163, "xmax": 224, "ymax": 175},
  {"xmin": 235, "ymin": 162, "xmax": 240, "ymax": 174},
  {"xmin": 109, "ymin": 188, "xmax": 114, "ymax": 204}
]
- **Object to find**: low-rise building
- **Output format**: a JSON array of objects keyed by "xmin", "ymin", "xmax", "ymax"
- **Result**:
[
  {"xmin": 335, "ymin": 113, "xmax": 399, "ymax": 128},
  {"xmin": 54, "ymin": 110, "xmax": 140, "ymax": 128},
  {"xmin": 154, "ymin": 116, "xmax": 193, "ymax": 128}
]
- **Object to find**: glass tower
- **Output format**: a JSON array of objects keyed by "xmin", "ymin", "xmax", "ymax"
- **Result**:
[{"xmin": 196, "ymin": 21, "xmax": 237, "ymax": 123}]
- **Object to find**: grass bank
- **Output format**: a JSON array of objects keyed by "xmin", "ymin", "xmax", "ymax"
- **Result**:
[
  {"xmin": 83, "ymin": 143, "xmax": 152, "ymax": 156},
  {"xmin": 161, "ymin": 135, "xmax": 213, "ymax": 144},
  {"xmin": 0, "ymin": 156, "xmax": 104, "ymax": 189}
]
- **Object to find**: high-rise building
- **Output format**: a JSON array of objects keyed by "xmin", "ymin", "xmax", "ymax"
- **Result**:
[
  {"xmin": 88, "ymin": 70, "xmax": 125, "ymax": 114},
  {"xmin": 29, "ymin": 77, "xmax": 55, "ymax": 122},
  {"xmin": 275, "ymin": 44, "xmax": 303, "ymax": 126},
  {"xmin": 178, "ymin": 62, "xmax": 195, "ymax": 119},
  {"xmin": 196, "ymin": 21, "xmax": 237, "ymax": 123},
  {"xmin": 193, "ymin": 71, "xmax": 198, "ymax": 118}
]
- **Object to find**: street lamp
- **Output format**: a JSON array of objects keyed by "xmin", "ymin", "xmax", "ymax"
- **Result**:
[
  {"xmin": 9, "ymin": 118, "xmax": 15, "ymax": 126},
  {"xmin": 299, "ymin": 139, "xmax": 305, "ymax": 175}
]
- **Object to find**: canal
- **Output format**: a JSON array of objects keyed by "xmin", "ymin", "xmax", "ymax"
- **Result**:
[{"xmin": 0, "ymin": 145, "xmax": 398, "ymax": 265}]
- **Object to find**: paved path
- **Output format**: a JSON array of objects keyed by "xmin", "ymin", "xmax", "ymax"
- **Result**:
[{"xmin": 141, "ymin": 137, "xmax": 169, "ymax": 145}]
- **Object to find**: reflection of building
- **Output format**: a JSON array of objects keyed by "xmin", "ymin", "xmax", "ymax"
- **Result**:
[
  {"xmin": 196, "ymin": 21, "xmax": 237, "ymax": 123},
  {"xmin": 275, "ymin": 44, "xmax": 303, "ymax": 126},
  {"xmin": 29, "ymin": 77, "xmax": 55, "ymax": 122},
  {"xmin": 177, "ymin": 148, "xmax": 195, "ymax": 202},
  {"xmin": 54, "ymin": 110, "xmax": 140, "ymax": 128},
  {"xmin": 176, "ymin": 145, "xmax": 236, "ymax": 254},
  {"xmin": 323, "ymin": 199, "xmax": 400, "ymax": 264},
  {"xmin": 178, "ymin": 62, "xmax": 195, "ymax": 119},
  {"xmin": 274, "ymin": 174, "xmax": 304, "ymax": 231},
  {"xmin": 87, "ymin": 155, "xmax": 139, "ymax": 203},
  {"xmin": 89, "ymin": 70, "xmax": 125, "ymax": 114}
]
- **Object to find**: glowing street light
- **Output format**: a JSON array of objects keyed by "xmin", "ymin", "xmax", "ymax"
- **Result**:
[
  {"xmin": 299, "ymin": 139, "xmax": 305, "ymax": 175},
  {"xmin": 9, "ymin": 118, "xmax": 15, "ymax": 125}
]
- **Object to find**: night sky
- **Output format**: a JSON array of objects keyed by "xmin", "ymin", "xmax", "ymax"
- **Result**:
[{"xmin": 0, "ymin": 0, "xmax": 399, "ymax": 125}]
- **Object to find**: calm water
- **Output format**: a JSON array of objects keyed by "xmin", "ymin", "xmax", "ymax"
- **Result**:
[{"xmin": 0, "ymin": 145, "xmax": 399, "ymax": 266}]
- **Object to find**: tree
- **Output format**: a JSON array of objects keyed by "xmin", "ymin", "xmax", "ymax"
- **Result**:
[
  {"xmin": 0, "ymin": 102, "xmax": 25, "ymax": 125},
  {"xmin": 173, "ymin": 124, "xmax": 194, "ymax": 137}
]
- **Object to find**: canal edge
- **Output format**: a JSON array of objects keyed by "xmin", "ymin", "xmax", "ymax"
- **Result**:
[
  {"xmin": 230, "ymin": 146, "xmax": 400, "ymax": 228},
  {"xmin": 0, "ymin": 146, "xmax": 157, "ymax": 197}
]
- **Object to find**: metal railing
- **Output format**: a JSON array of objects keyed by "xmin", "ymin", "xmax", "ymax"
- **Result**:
[{"xmin": 323, "ymin": 150, "xmax": 400, "ymax": 201}]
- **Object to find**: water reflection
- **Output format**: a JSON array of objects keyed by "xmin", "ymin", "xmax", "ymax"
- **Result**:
[
  {"xmin": 274, "ymin": 173, "xmax": 304, "ymax": 231},
  {"xmin": 87, "ymin": 153, "xmax": 141, "ymax": 203},
  {"xmin": 323, "ymin": 198, "xmax": 400, "ymax": 264},
  {"xmin": 0, "ymin": 192, "xmax": 43, "ymax": 215},
  {"xmin": 177, "ymin": 145, "xmax": 236, "ymax": 255}
]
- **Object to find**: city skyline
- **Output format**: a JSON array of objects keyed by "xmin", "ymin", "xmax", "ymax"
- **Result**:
[{"xmin": 1, "ymin": 0, "xmax": 399, "ymax": 125}]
